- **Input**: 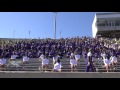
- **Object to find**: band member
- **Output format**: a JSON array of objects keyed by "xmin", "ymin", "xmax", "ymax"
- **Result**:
[
  {"xmin": 53, "ymin": 59, "xmax": 62, "ymax": 72},
  {"xmin": 70, "ymin": 56, "xmax": 77, "ymax": 72},
  {"xmin": 75, "ymin": 52, "xmax": 80, "ymax": 65},
  {"xmin": 86, "ymin": 49, "xmax": 95, "ymax": 72},
  {"xmin": 42, "ymin": 55, "xmax": 49, "ymax": 72}
]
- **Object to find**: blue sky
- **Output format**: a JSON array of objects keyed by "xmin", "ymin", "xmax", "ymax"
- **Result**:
[{"xmin": 0, "ymin": 12, "xmax": 100, "ymax": 39}]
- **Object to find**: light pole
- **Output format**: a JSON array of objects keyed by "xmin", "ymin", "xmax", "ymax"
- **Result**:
[{"xmin": 53, "ymin": 12, "xmax": 57, "ymax": 39}]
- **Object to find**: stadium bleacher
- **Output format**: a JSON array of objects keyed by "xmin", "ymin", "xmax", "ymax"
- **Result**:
[
  {"xmin": 0, "ymin": 56, "xmax": 119, "ymax": 72},
  {"xmin": 0, "ymin": 37, "xmax": 120, "ymax": 73}
]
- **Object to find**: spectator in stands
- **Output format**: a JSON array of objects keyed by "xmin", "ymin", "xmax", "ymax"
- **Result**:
[
  {"xmin": 66, "ymin": 51, "xmax": 71, "ymax": 58},
  {"xmin": 0, "ymin": 48, "xmax": 3, "ymax": 56},
  {"xmin": 49, "ymin": 50, "xmax": 53, "ymax": 58},
  {"xmin": 37, "ymin": 50, "xmax": 41, "ymax": 57}
]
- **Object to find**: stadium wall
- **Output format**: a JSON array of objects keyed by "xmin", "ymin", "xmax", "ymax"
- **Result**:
[{"xmin": 0, "ymin": 72, "xmax": 120, "ymax": 78}]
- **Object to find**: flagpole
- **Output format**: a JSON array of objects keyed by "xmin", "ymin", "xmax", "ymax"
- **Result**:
[
  {"xmin": 54, "ymin": 13, "xmax": 57, "ymax": 39},
  {"xmin": 60, "ymin": 30, "xmax": 61, "ymax": 39},
  {"xmin": 53, "ymin": 12, "xmax": 58, "ymax": 40}
]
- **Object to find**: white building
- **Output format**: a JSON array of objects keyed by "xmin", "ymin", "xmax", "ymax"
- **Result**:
[{"xmin": 92, "ymin": 12, "xmax": 120, "ymax": 38}]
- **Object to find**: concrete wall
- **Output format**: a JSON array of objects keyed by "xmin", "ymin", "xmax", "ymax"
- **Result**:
[
  {"xmin": 96, "ymin": 13, "xmax": 120, "ymax": 18},
  {"xmin": 0, "ymin": 72, "xmax": 120, "ymax": 78}
]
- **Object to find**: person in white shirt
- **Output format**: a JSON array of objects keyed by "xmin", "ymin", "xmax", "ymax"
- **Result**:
[
  {"xmin": 42, "ymin": 55, "xmax": 49, "ymax": 72},
  {"xmin": 71, "ymin": 52, "xmax": 74, "ymax": 57},
  {"xmin": 53, "ymin": 54, "xmax": 60, "ymax": 64},
  {"xmin": 2, "ymin": 58, "xmax": 6, "ymax": 65},
  {"xmin": 39, "ymin": 53, "xmax": 45, "ymax": 61},
  {"xmin": 75, "ymin": 52, "xmax": 80, "ymax": 65},
  {"xmin": 103, "ymin": 56, "xmax": 111, "ymax": 72},
  {"xmin": 70, "ymin": 51, "xmax": 75, "ymax": 58},
  {"xmin": 23, "ymin": 54, "xmax": 29, "ymax": 64},
  {"xmin": 70, "ymin": 56, "xmax": 77, "ymax": 72},
  {"xmin": 87, "ymin": 51, "xmax": 92, "ymax": 57},
  {"xmin": 110, "ymin": 55, "xmax": 117, "ymax": 69},
  {"xmin": 0, "ymin": 55, "xmax": 6, "ymax": 69},
  {"xmin": 101, "ymin": 51, "xmax": 106, "ymax": 60},
  {"xmin": 9, "ymin": 53, "xmax": 17, "ymax": 61},
  {"xmin": 53, "ymin": 59, "xmax": 62, "ymax": 72}
]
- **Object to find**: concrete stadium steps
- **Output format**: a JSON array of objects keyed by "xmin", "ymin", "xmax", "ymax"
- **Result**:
[
  {"xmin": 18, "ymin": 63, "xmax": 120, "ymax": 67},
  {"xmin": 5, "ymin": 64, "xmax": 120, "ymax": 69},
  {"xmin": 4, "ymin": 57, "xmax": 120, "ymax": 72},
  {"xmin": 2, "ymin": 68, "xmax": 120, "ymax": 72}
]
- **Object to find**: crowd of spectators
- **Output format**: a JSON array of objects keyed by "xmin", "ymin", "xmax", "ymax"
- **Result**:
[
  {"xmin": 0, "ymin": 37, "xmax": 120, "ymax": 59},
  {"xmin": 0, "ymin": 37, "xmax": 120, "ymax": 72}
]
